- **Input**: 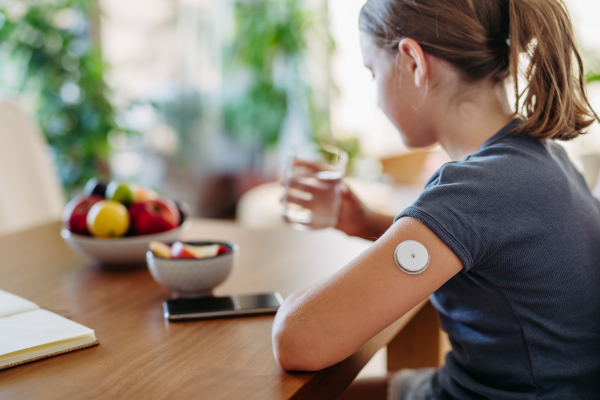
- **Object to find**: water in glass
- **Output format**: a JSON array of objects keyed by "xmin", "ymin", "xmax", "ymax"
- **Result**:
[{"xmin": 282, "ymin": 166, "xmax": 344, "ymax": 230}]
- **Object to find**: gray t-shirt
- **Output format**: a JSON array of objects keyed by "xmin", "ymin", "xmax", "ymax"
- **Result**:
[{"xmin": 396, "ymin": 120, "xmax": 600, "ymax": 399}]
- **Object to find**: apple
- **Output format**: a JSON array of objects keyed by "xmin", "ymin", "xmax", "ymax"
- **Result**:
[
  {"xmin": 171, "ymin": 242, "xmax": 219, "ymax": 259},
  {"xmin": 188, "ymin": 244, "xmax": 219, "ymax": 258},
  {"xmin": 63, "ymin": 195, "xmax": 104, "ymax": 235},
  {"xmin": 106, "ymin": 181, "xmax": 136, "ymax": 207},
  {"xmin": 129, "ymin": 198, "xmax": 181, "ymax": 235},
  {"xmin": 86, "ymin": 200, "xmax": 130, "ymax": 238},
  {"xmin": 170, "ymin": 242, "xmax": 195, "ymax": 259},
  {"xmin": 217, "ymin": 245, "xmax": 229, "ymax": 255},
  {"xmin": 83, "ymin": 178, "xmax": 107, "ymax": 198},
  {"xmin": 135, "ymin": 187, "xmax": 158, "ymax": 202},
  {"xmin": 149, "ymin": 241, "xmax": 172, "ymax": 258}
]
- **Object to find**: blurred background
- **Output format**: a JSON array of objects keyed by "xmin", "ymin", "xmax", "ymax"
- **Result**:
[{"xmin": 1, "ymin": 0, "xmax": 600, "ymax": 225}]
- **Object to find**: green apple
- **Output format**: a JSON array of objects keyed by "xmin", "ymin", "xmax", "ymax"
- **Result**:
[{"xmin": 106, "ymin": 181, "xmax": 136, "ymax": 207}]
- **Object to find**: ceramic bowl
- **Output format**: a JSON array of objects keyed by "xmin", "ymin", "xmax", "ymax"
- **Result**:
[
  {"xmin": 146, "ymin": 241, "xmax": 238, "ymax": 298},
  {"xmin": 61, "ymin": 220, "xmax": 191, "ymax": 266}
]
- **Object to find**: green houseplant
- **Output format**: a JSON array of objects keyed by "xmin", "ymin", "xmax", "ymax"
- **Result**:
[
  {"xmin": 224, "ymin": 0, "xmax": 308, "ymax": 150},
  {"xmin": 0, "ymin": 0, "xmax": 123, "ymax": 192},
  {"xmin": 224, "ymin": 0, "xmax": 359, "ymax": 170}
]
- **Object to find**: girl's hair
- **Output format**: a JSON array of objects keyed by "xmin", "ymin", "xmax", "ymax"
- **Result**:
[{"xmin": 359, "ymin": 0, "xmax": 599, "ymax": 141}]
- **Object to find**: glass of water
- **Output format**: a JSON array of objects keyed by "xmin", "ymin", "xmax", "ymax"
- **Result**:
[{"xmin": 281, "ymin": 144, "xmax": 348, "ymax": 230}]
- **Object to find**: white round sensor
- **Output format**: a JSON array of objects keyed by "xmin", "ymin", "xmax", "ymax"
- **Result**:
[{"xmin": 394, "ymin": 241, "xmax": 430, "ymax": 275}]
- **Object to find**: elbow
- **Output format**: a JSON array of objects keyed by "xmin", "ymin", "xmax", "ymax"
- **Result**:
[
  {"xmin": 273, "ymin": 342, "xmax": 307, "ymax": 372},
  {"xmin": 272, "ymin": 314, "xmax": 329, "ymax": 372},
  {"xmin": 272, "ymin": 322, "xmax": 317, "ymax": 371}
]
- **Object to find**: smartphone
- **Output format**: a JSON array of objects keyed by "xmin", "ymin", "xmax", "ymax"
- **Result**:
[{"xmin": 163, "ymin": 293, "xmax": 284, "ymax": 320}]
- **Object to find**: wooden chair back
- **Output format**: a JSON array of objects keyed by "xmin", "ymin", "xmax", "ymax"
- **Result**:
[{"xmin": 380, "ymin": 150, "xmax": 430, "ymax": 185}]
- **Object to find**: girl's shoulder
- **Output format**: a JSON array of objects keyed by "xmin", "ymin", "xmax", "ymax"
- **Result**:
[
  {"xmin": 428, "ymin": 133, "xmax": 584, "ymax": 196},
  {"xmin": 404, "ymin": 133, "xmax": 599, "ymax": 271}
]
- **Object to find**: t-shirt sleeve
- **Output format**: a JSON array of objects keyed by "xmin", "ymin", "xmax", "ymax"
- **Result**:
[{"xmin": 395, "ymin": 159, "xmax": 511, "ymax": 271}]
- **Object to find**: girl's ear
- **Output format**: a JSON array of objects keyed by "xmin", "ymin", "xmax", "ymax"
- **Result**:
[{"xmin": 398, "ymin": 38, "xmax": 428, "ymax": 88}]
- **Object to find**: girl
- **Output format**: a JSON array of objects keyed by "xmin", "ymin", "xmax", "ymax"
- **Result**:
[{"xmin": 272, "ymin": 0, "xmax": 600, "ymax": 399}]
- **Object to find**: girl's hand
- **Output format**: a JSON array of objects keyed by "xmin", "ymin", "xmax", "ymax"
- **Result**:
[
  {"xmin": 336, "ymin": 183, "xmax": 397, "ymax": 240},
  {"xmin": 283, "ymin": 161, "xmax": 394, "ymax": 240},
  {"xmin": 335, "ymin": 182, "xmax": 376, "ymax": 238}
]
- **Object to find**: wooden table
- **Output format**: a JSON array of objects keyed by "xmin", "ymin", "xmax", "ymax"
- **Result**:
[{"xmin": 0, "ymin": 220, "xmax": 441, "ymax": 399}]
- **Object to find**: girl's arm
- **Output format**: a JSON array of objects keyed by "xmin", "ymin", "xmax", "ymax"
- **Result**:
[{"xmin": 272, "ymin": 216, "xmax": 462, "ymax": 371}]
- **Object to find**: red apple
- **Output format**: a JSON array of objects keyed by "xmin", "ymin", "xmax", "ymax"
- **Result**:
[
  {"xmin": 171, "ymin": 242, "xmax": 220, "ymax": 259},
  {"xmin": 171, "ymin": 242, "xmax": 196, "ymax": 259},
  {"xmin": 217, "ymin": 245, "xmax": 229, "ymax": 255},
  {"xmin": 63, "ymin": 195, "xmax": 104, "ymax": 235},
  {"xmin": 129, "ymin": 198, "xmax": 181, "ymax": 235}
]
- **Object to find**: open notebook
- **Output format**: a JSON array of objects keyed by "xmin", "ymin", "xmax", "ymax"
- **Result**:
[{"xmin": 0, "ymin": 290, "xmax": 98, "ymax": 370}]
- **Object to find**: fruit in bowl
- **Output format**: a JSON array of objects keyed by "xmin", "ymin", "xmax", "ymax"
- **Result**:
[
  {"xmin": 87, "ymin": 200, "xmax": 130, "ymax": 238},
  {"xmin": 83, "ymin": 178, "xmax": 108, "ymax": 198},
  {"xmin": 129, "ymin": 199, "xmax": 180, "ymax": 236},
  {"xmin": 106, "ymin": 181, "xmax": 137, "ymax": 207},
  {"xmin": 146, "ymin": 241, "xmax": 238, "ymax": 297},
  {"xmin": 63, "ymin": 179, "xmax": 184, "ymax": 238},
  {"xmin": 149, "ymin": 241, "xmax": 230, "ymax": 259},
  {"xmin": 62, "ymin": 195, "xmax": 104, "ymax": 235},
  {"xmin": 61, "ymin": 179, "xmax": 190, "ymax": 266}
]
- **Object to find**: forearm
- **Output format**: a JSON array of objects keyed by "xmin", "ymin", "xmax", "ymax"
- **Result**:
[{"xmin": 273, "ymin": 282, "xmax": 370, "ymax": 371}]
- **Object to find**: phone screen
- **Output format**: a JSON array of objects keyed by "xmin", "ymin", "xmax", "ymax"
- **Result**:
[{"xmin": 163, "ymin": 293, "xmax": 283, "ymax": 320}]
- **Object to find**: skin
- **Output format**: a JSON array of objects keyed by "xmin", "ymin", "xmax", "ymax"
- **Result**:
[{"xmin": 272, "ymin": 32, "xmax": 516, "ymax": 376}]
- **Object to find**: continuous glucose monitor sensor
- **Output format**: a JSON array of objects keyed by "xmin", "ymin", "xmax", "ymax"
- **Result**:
[{"xmin": 394, "ymin": 241, "xmax": 430, "ymax": 275}]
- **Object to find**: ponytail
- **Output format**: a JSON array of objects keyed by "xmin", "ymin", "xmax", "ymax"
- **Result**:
[
  {"xmin": 360, "ymin": 0, "xmax": 599, "ymax": 141},
  {"xmin": 508, "ymin": 0, "xmax": 598, "ymax": 140}
]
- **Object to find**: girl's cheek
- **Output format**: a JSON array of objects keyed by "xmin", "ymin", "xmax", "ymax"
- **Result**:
[
  {"xmin": 377, "ymin": 79, "xmax": 394, "ymax": 115},
  {"xmin": 380, "ymin": 84, "xmax": 403, "ymax": 124}
]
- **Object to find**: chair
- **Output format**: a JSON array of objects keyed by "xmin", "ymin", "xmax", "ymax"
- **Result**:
[
  {"xmin": 379, "ymin": 150, "xmax": 431, "ymax": 185},
  {"xmin": 581, "ymin": 153, "xmax": 600, "ymax": 192},
  {"xmin": 0, "ymin": 101, "xmax": 65, "ymax": 236}
]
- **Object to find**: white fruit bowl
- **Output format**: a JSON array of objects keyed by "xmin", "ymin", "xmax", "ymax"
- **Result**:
[
  {"xmin": 146, "ymin": 241, "xmax": 238, "ymax": 298},
  {"xmin": 61, "ymin": 220, "xmax": 191, "ymax": 266}
]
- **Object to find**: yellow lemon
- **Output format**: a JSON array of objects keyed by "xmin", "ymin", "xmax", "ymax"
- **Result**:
[{"xmin": 86, "ymin": 200, "xmax": 130, "ymax": 238}]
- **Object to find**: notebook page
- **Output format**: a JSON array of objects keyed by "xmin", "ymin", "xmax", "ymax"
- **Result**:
[
  {"xmin": 0, "ymin": 336, "xmax": 96, "ymax": 366},
  {"xmin": 0, "ymin": 309, "xmax": 94, "ymax": 356},
  {"xmin": 0, "ymin": 290, "xmax": 39, "ymax": 318}
]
